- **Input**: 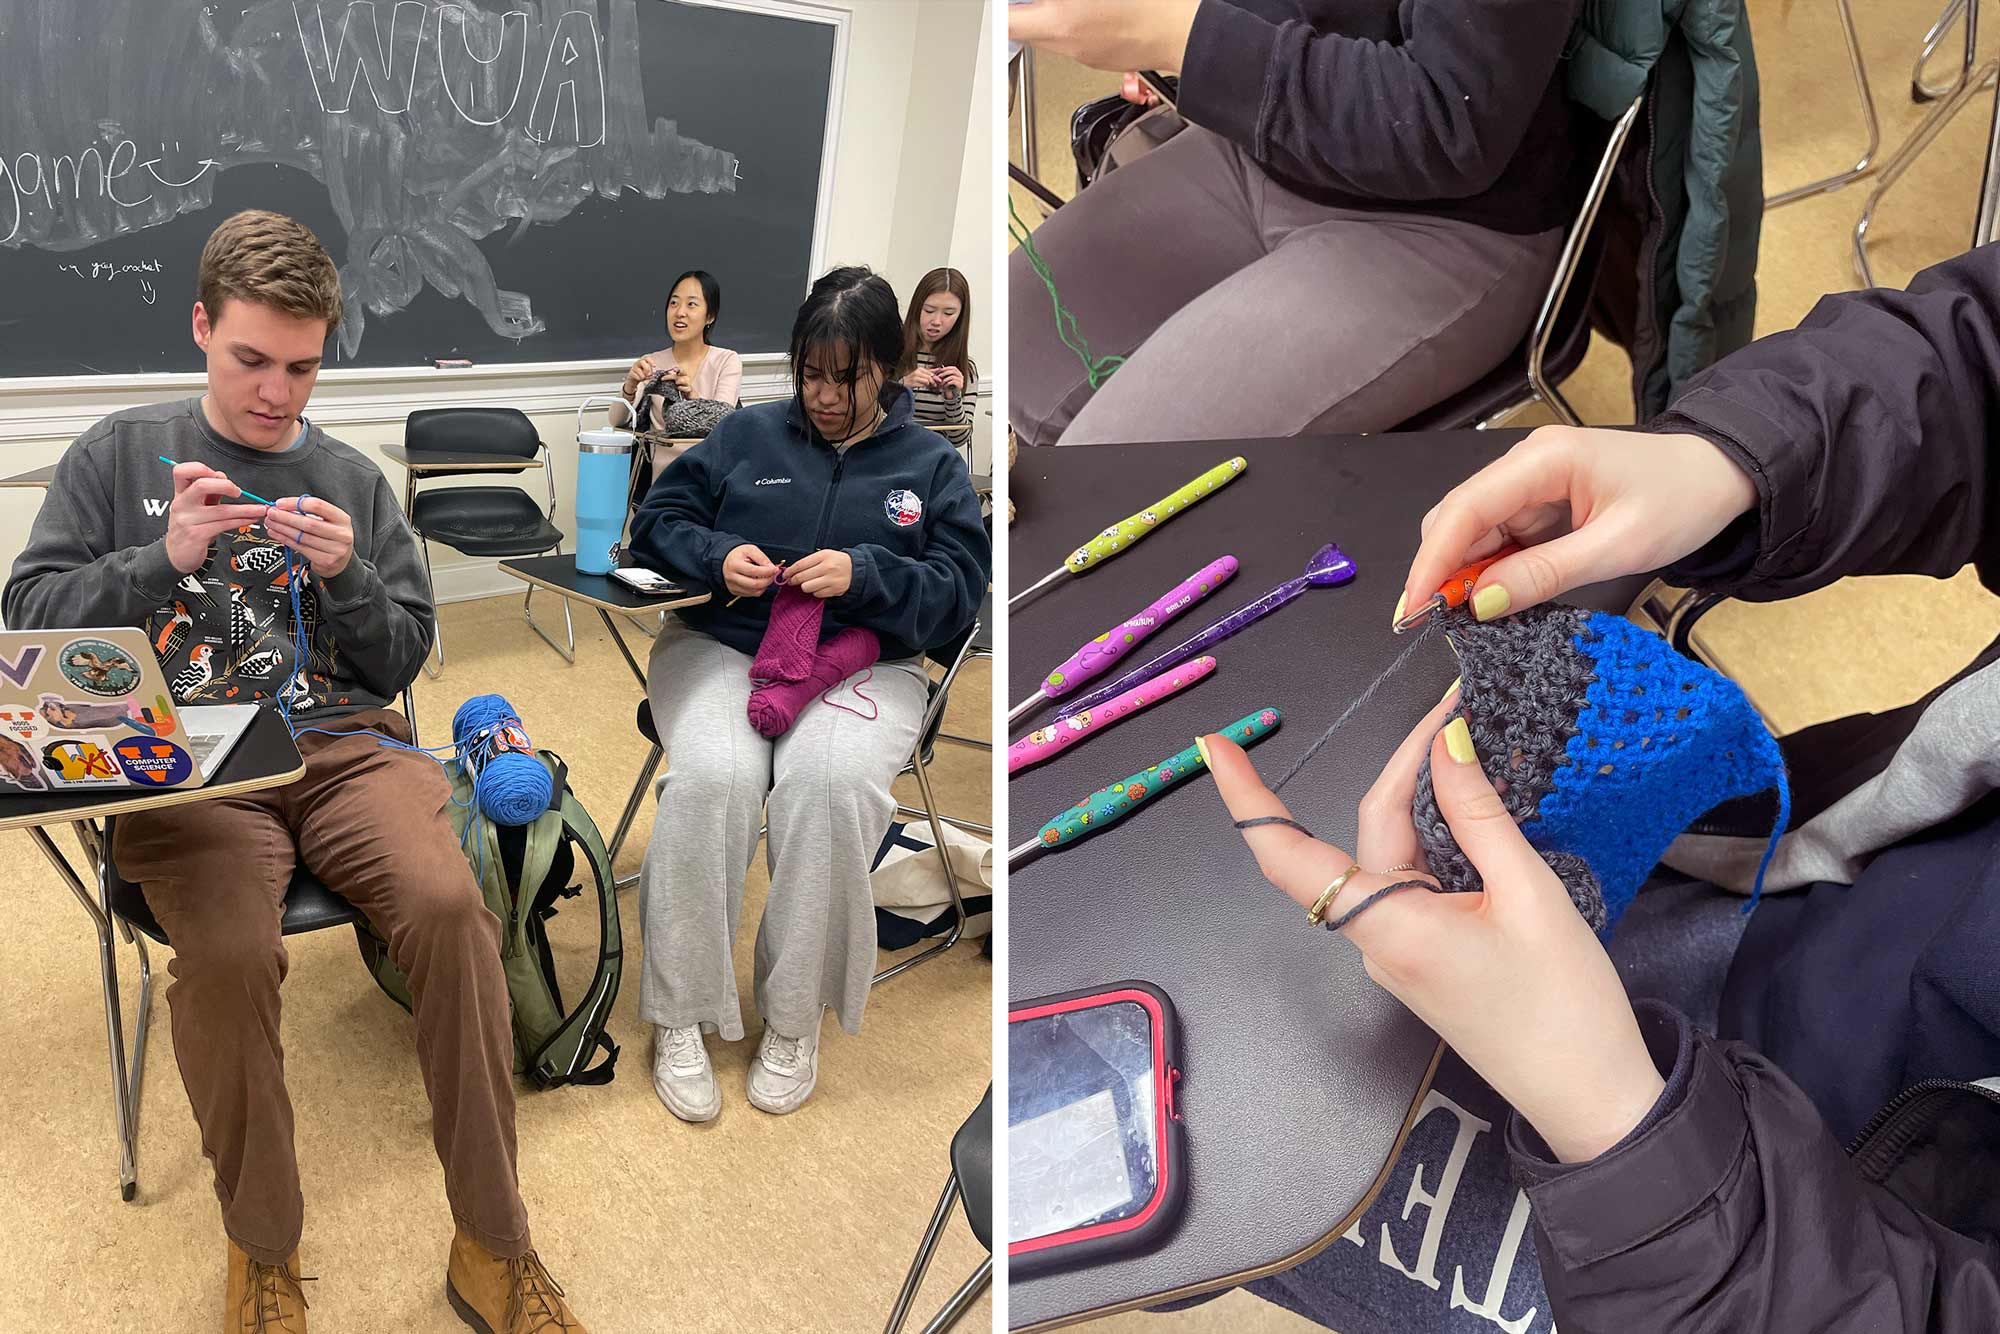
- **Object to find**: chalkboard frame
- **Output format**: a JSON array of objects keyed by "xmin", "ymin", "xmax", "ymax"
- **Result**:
[{"xmin": 0, "ymin": 0, "xmax": 850, "ymax": 389}]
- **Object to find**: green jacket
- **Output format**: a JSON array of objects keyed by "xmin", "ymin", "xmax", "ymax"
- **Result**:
[{"xmin": 1567, "ymin": 0, "xmax": 1763, "ymax": 418}]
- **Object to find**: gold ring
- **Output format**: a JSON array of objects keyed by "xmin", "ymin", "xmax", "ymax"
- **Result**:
[
  {"xmin": 1306, "ymin": 864, "xmax": 1362, "ymax": 926},
  {"xmin": 1381, "ymin": 862, "xmax": 1416, "ymax": 874}
]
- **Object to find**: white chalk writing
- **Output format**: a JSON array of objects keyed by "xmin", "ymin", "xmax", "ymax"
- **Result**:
[
  {"xmin": 293, "ymin": 1, "xmax": 606, "ymax": 146},
  {"xmin": 56, "ymin": 256, "xmax": 164, "ymax": 304},
  {"xmin": 0, "ymin": 140, "xmax": 217, "ymax": 245}
]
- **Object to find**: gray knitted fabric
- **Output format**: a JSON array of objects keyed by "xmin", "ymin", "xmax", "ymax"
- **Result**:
[{"xmin": 1413, "ymin": 605, "xmax": 1609, "ymax": 930}]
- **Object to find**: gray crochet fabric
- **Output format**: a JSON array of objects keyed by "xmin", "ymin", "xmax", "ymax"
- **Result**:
[
  {"xmin": 1412, "ymin": 605, "xmax": 1610, "ymax": 930},
  {"xmin": 639, "ymin": 374, "xmax": 734, "ymax": 438}
]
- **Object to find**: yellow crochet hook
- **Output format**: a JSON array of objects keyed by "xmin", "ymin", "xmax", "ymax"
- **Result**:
[{"xmin": 1009, "ymin": 455, "xmax": 1247, "ymax": 612}]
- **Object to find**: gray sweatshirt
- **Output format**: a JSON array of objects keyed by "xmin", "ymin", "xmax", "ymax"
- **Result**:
[{"xmin": 3, "ymin": 398, "xmax": 433, "ymax": 721}]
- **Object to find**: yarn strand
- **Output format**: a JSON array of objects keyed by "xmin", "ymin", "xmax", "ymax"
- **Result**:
[{"xmin": 1008, "ymin": 193, "xmax": 1125, "ymax": 390}]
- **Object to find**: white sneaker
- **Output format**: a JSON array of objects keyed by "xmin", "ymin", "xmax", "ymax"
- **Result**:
[
  {"xmin": 652, "ymin": 1024, "xmax": 721, "ymax": 1122},
  {"xmin": 746, "ymin": 1019, "xmax": 821, "ymax": 1114}
]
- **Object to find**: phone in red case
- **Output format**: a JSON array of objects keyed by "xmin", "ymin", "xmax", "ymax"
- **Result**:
[{"xmin": 1007, "ymin": 981, "xmax": 1187, "ymax": 1275}]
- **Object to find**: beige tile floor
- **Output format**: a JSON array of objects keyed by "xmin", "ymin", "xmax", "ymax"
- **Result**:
[
  {"xmin": 0, "ymin": 596, "xmax": 991, "ymax": 1331},
  {"xmin": 1010, "ymin": 0, "xmax": 2000, "ymax": 1329}
]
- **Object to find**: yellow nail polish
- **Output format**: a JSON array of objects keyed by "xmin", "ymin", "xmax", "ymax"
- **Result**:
[
  {"xmin": 1193, "ymin": 734, "xmax": 1213, "ymax": 768},
  {"xmin": 1471, "ymin": 584, "xmax": 1511, "ymax": 622},
  {"xmin": 1440, "ymin": 677, "xmax": 1460, "ymax": 708},
  {"xmin": 1444, "ymin": 717, "xmax": 1477, "ymax": 765},
  {"xmin": 1391, "ymin": 591, "xmax": 1407, "ymax": 629}
]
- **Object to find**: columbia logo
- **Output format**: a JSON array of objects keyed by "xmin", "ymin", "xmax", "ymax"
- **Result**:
[
  {"xmin": 753, "ymin": 477, "xmax": 792, "ymax": 486},
  {"xmin": 143, "ymin": 498, "xmax": 169, "ymax": 516}
]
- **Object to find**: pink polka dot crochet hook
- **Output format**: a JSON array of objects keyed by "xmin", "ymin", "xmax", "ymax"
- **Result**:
[
  {"xmin": 1007, "ymin": 655, "xmax": 1217, "ymax": 775},
  {"xmin": 1008, "ymin": 455, "xmax": 1247, "ymax": 611},
  {"xmin": 1008, "ymin": 705, "xmax": 1280, "ymax": 866},
  {"xmin": 1006, "ymin": 555, "xmax": 1237, "ymax": 727}
]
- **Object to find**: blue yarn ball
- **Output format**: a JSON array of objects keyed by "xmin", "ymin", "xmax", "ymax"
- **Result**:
[{"xmin": 453, "ymin": 693, "xmax": 553, "ymax": 826}]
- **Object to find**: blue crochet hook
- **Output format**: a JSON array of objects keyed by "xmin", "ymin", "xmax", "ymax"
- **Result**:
[{"xmin": 157, "ymin": 455, "xmax": 277, "ymax": 507}]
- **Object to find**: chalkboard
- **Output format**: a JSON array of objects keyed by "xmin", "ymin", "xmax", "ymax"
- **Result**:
[{"xmin": 0, "ymin": 0, "xmax": 837, "ymax": 376}]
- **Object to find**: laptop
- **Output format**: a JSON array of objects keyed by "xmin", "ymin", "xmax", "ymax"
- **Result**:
[{"xmin": 0, "ymin": 627, "xmax": 258, "ymax": 795}]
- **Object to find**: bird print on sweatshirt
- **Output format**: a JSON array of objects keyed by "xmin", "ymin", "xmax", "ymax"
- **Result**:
[{"xmin": 146, "ymin": 530, "xmax": 340, "ymax": 709}]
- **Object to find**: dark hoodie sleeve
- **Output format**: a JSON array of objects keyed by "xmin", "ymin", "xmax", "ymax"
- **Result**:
[
  {"xmin": 1509, "ymin": 1003, "xmax": 2000, "ymax": 1332},
  {"xmin": 835, "ymin": 465, "xmax": 989, "ymax": 653},
  {"xmin": 1175, "ymin": 0, "xmax": 1579, "ymax": 200},
  {"xmin": 1653, "ymin": 243, "xmax": 2000, "ymax": 600},
  {"xmin": 629, "ymin": 429, "xmax": 752, "ymax": 590}
]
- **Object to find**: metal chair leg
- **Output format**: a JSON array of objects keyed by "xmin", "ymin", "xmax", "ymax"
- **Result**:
[
  {"xmin": 874, "ymin": 747, "xmax": 971, "ymax": 986},
  {"xmin": 523, "ymin": 584, "xmax": 577, "ymax": 665},
  {"xmin": 1854, "ymin": 58, "xmax": 2000, "ymax": 286},
  {"xmin": 918, "ymin": 1259, "xmax": 992, "ymax": 1334},
  {"xmin": 1915, "ymin": 0, "xmax": 1975, "ymax": 102},
  {"xmin": 885, "ymin": 1175, "xmax": 961, "ymax": 1334},
  {"xmin": 30, "ymin": 825, "xmax": 150, "ymax": 1201},
  {"xmin": 420, "ymin": 537, "xmax": 444, "ymax": 680},
  {"xmin": 1768, "ymin": 0, "xmax": 1881, "ymax": 207},
  {"xmin": 610, "ymin": 743, "xmax": 664, "ymax": 890}
]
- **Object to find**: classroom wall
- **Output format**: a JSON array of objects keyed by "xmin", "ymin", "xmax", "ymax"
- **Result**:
[{"xmin": 0, "ymin": 0, "xmax": 993, "ymax": 617}]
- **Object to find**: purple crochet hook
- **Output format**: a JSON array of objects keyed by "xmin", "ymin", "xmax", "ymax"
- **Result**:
[{"xmin": 1054, "ymin": 542, "xmax": 1356, "ymax": 721}]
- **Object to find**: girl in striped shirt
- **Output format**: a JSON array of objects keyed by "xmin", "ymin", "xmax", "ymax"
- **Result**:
[{"xmin": 896, "ymin": 267, "xmax": 976, "ymax": 440}]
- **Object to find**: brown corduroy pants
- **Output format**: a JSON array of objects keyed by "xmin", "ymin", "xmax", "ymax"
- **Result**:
[{"xmin": 114, "ymin": 709, "xmax": 530, "ymax": 1264}]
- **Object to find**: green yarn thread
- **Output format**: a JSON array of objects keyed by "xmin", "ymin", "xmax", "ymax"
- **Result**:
[{"xmin": 1008, "ymin": 192, "xmax": 1125, "ymax": 390}]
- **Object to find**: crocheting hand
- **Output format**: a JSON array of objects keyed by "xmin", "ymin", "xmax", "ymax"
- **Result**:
[
  {"xmin": 788, "ymin": 549, "xmax": 853, "ymax": 599},
  {"xmin": 1202, "ymin": 695, "xmax": 1666, "ymax": 1164},
  {"xmin": 1397, "ymin": 425, "xmax": 1755, "ymax": 626},
  {"xmin": 722, "ymin": 544, "xmax": 781, "ymax": 599}
]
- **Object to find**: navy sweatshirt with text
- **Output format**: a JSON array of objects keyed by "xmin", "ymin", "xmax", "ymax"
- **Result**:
[{"xmin": 628, "ymin": 385, "xmax": 989, "ymax": 661}]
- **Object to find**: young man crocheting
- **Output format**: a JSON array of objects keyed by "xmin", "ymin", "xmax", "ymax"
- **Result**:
[{"xmin": 2, "ymin": 210, "xmax": 586, "ymax": 1333}]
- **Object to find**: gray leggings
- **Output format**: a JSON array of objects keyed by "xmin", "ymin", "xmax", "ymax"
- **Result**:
[
  {"xmin": 1010, "ymin": 126, "xmax": 1565, "ymax": 447},
  {"xmin": 639, "ymin": 621, "xmax": 928, "ymax": 1040}
]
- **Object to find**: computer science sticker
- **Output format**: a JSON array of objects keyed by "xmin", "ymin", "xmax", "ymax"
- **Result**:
[{"xmin": 112, "ymin": 738, "xmax": 195, "ymax": 786}]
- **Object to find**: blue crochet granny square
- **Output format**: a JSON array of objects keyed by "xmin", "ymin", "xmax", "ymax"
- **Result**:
[{"xmin": 1412, "ymin": 604, "xmax": 1790, "ymax": 933}]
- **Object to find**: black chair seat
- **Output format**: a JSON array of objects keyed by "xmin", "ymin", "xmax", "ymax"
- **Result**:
[
  {"xmin": 108, "ymin": 863, "xmax": 359, "ymax": 947},
  {"xmin": 412, "ymin": 487, "xmax": 563, "ymax": 556},
  {"xmin": 953, "ymin": 1088, "xmax": 993, "ymax": 1253},
  {"xmin": 637, "ymin": 698, "xmax": 659, "ymax": 746}
]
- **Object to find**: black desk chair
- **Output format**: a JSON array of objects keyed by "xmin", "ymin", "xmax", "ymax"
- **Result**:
[
  {"xmin": 403, "ymin": 407, "xmax": 570, "ymax": 678},
  {"xmin": 90, "ymin": 693, "xmax": 415, "ymax": 1201},
  {"xmin": 885, "ymin": 1087, "xmax": 993, "ymax": 1334},
  {"xmin": 604, "ymin": 599, "xmax": 992, "ymax": 983}
]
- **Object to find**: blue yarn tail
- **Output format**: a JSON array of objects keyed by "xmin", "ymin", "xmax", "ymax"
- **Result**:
[{"xmin": 1743, "ymin": 769, "xmax": 1792, "ymax": 917}]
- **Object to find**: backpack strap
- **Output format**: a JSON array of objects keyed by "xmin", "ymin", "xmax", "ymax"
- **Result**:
[{"xmin": 524, "ymin": 780, "xmax": 626, "ymax": 1089}]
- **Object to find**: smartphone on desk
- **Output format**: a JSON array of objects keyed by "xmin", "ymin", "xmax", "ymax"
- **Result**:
[
  {"xmin": 1008, "ymin": 981, "xmax": 1188, "ymax": 1276},
  {"xmin": 611, "ymin": 566, "xmax": 687, "ymax": 597}
]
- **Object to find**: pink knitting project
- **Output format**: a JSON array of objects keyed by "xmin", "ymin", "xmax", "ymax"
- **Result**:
[{"xmin": 748, "ymin": 583, "xmax": 882, "ymax": 737}]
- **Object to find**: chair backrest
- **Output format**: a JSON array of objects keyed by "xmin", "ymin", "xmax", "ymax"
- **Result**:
[
  {"xmin": 952, "ymin": 1087, "xmax": 993, "ymax": 1253},
  {"xmin": 405, "ymin": 407, "xmax": 542, "ymax": 478}
]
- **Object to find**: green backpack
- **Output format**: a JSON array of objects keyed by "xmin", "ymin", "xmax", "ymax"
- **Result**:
[{"xmin": 355, "ymin": 751, "xmax": 624, "ymax": 1088}]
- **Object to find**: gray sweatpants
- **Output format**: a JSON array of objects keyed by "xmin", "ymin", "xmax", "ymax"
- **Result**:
[
  {"xmin": 639, "ymin": 620, "xmax": 929, "ymax": 1040},
  {"xmin": 1010, "ymin": 125, "xmax": 1566, "ymax": 447}
]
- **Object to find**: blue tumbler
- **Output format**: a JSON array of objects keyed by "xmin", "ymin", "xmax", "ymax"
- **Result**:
[{"xmin": 574, "ymin": 397, "xmax": 637, "ymax": 575}]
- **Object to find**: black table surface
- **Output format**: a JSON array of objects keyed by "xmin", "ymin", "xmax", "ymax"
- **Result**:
[
  {"xmin": 499, "ymin": 554, "xmax": 712, "ymax": 614},
  {"xmin": 0, "ymin": 706, "xmax": 304, "ymax": 832},
  {"xmin": 1006, "ymin": 433, "xmax": 1650, "ymax": 1328}
]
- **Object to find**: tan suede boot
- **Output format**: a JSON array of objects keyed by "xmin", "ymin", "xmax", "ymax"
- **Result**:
[
  {"xmin": 223, "ymin": 1237, "xmax": 312, "ymax": 1333},
  {"xmin": 446, "ymin": 1229, "xmax": 585, "ymax": 1333}
]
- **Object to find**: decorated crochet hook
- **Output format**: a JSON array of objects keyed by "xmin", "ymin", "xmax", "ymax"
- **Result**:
[
  {"xmin": 1008, "ymin": 706, "xmax": 1281, "ymax": 865},
  {"xmin": 1392, "ymin": 545, "xmax": 1522, "ymax": 633},
  {"xmin": 157, "ymin": 456, "xmax": 277, "ymax": 507},
  {"xmin": 1009, "ymin": 456, "xmax": 1247, "ymax": 610},
  {"xmin": 1054, "ymin": 542, "xmax": 1356, "ymax": 722},
  {"xmin": 1008, "ymin": 656, "xmax": 1216, "ymax": 774},
  {"xmin": 1007, "ymin": 555, "xmax": 1237, "ymax": 725}
]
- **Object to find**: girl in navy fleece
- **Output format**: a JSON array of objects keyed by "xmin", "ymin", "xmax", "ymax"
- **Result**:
[{"xmin": 627, "ymin": 267, "xmax": 988, "ymax": 1124}]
